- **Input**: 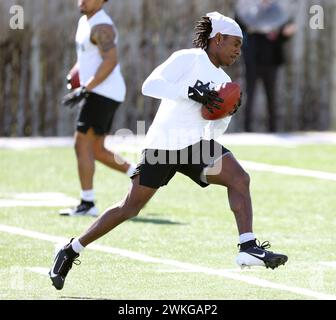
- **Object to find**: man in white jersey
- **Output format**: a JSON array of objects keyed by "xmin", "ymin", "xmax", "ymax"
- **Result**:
[
  {"xmin": 50, "ymin": 12, "xmax": 287, "ymax": 290},
  {"xmin": 60, "ymin": 0, "xmax": 135, "ymax": 217}
]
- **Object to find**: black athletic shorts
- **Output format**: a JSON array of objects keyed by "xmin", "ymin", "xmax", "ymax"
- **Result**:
[
  {"xmin": 132, "ymin": 139, "xmax": 231, "ymax": 189},
  {"xmin": 76, "ymin": 92, "xmax": 121, "ymax": 135}
]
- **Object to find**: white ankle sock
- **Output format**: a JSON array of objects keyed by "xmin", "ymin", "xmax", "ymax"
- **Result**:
[
  {"xmin": 72, "ymin": 238, "xmax": 85, "ymax": 253},
  {"xmin": 81, "ymin": 189, "xmax": 95, "ymax": 202},
  {"xmin": 239, "ymin": 232, "xmax": 255, "ymax": 244},
  {"xmin": 126, "ymin": 164, "xmax": 136, "ymax": 177}
]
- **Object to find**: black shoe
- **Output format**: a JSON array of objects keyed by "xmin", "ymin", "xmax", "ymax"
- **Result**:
[
  {"xmin": 59, "ymin": 200, "xmax": 99, "ymax": 217},
  {"xmin": 236, "ymin": 240, "xmax": 288, "ymax": 269},
  {"xmin": 49, "ymin": 239, "xmax": 80, "ymax": 290}
]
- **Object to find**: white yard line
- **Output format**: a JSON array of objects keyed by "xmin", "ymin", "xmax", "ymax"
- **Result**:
[
  {"xmin": 319, "ymin": 262, "xmax": 336, "ymax": 268},
  {"xmin": 0, "ymin": 200, "xmax": 77, "ymax": 207},
  {"xmin": 26, "ymin": 267, "xmax": 49, "ymax": 276},
  {"xmin": 241, "ymin": 161, "xmax": 336, "ymax": 181},
  {"xmin": 156, "ymin": 268, "xmax": 257, "ymax": 273},
  {"xmin": 0, "ymin": 192, "xmax": 77, "ymax": 208},
  {"xmin": 1, "ymin": 224, "xmax": 335, "ymax": 300}
]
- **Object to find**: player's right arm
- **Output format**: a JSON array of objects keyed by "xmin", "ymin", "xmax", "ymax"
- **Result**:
[
  {"xmin": 142, "ymin": 50, "xmax": 196, "ymax": 101},
  {"xmin": 85, "ymin": 23, "xmax": 118, "ymax": 91}
]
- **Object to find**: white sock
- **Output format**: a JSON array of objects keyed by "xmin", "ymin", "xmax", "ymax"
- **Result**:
[
  {"xmin": 239, "ymin": 232, "xmax": 255, "ymax": 244},
  {"xmin": 81, "ymin": 189, "xmax": 95, "ymax": 202},
  {"xmin": 71, "ymin": 238, "xmax": 85, "ymax": 253},
  {"xmin": 126, "ymin": 164, "xmax": 136, "ymax": 177}
]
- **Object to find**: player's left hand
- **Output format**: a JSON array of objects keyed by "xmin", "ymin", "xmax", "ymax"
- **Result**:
[
  {"xmin": 188, "ymin": 81, "xmax": 224, "ymax": 108},
  {"xmin": 62, "ymin": 87, "xmax": 89, "ymax": 108}
]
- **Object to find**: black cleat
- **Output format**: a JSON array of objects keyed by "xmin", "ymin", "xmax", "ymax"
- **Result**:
[
  {"xmin": 49, "ymin": 239, "xmax": 80, "ymax": 290},
  {"xmin": 236, "ymin": 240, "xmax": 288, "ymax": 269},
  {"xmin": 59, "ymin": 200, "xmax": 99, "ymax": 217}
]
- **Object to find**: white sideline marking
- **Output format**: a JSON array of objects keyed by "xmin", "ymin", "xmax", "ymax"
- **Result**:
[
  {"xmin": 156, "ymin": 268, "xmax": 257, "ymax": 273},
  {"xmin": 1, "ymin": 224, "xmax": 336, "ymax": 300},
  {"xmin": 1, "ymin": 133, "xmax": 336, "ymax": 150},
  {"xmin": 241, "ymin": 161, "xmax": 336, "ymax": 181},
  {"xmin": 26, "ymin": 267, "xmax": 49, "ymax": 276},
  {"xmin": 0, "ymin": 192, "xmax": 77, "ymax": 208},
  {"xmin": 1, "ymin": 137, "xmax": 335, "ymax": 183},
  {"xmin": 319, "ymin": 262, "xmax": 336, "ymax": 268},
  {"xmin": 156, "ymin": 269, "xmax": 200, "ymax": 273},
  {"xmin": 112, "ymin": 148, "xmax": 336, "ymax": 182}
]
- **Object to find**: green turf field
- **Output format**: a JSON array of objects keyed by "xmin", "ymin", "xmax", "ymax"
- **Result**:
[{"xmin": 0, "ymin": 143, "xmax": 335, "ymax": 300}]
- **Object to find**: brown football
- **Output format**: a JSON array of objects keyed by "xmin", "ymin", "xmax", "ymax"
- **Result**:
[
  {"xmin": 201, "ymin": 82, "xmax": 241, "ymax": 120},
  {"xmin": 66, "ymin": 66, "xmax": 80, "ymax": 90}
]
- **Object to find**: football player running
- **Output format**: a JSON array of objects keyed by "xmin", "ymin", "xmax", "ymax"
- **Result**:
[{"xmin": 50, "ymin": 11, "xmax": 287, "ymax": 290}]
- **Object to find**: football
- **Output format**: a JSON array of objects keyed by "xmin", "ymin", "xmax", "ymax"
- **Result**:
[
  {"xmin": 66, "ymin": 66, "xmax": 80, "ymax": 90},
  {"xmin": 201, "ymin": 82, "xmax": 241, "ymax": 120}
]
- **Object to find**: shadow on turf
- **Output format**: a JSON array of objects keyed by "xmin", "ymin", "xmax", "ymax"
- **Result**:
[{"xmin": 130, "ymin": 214, "xmax": 186, "ymax": 225}]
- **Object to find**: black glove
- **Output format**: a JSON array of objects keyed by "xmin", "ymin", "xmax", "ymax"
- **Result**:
[
  {"xmin": 229, "ymin": 92, "xmax": 242, "ymax": 115},
  {"xmin": 62, "ymin": 87, "xmax": 89, "ymax": 108},
  {"xmin": 188, "ymin": 80, "xmax": 223, "ymax": 111}
]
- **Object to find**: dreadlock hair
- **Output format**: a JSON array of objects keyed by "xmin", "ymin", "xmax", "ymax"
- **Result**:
[{"xmin": 192, "ymin": 16, "xmax": 212, "ymax": 50}]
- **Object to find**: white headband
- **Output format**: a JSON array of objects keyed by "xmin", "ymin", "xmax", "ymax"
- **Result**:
[{"xmin": 207, "ymin": 12, "xmax": 243, "ymax": 39}]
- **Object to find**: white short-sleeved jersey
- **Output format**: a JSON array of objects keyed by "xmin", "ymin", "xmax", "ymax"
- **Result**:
[
  {"xmin": 142, "ymin": 48, "xmax": 232, "ymax": 150},
  {"xmin": 76, "ymin": 9, "xmax": 126, "ymax": 102}
]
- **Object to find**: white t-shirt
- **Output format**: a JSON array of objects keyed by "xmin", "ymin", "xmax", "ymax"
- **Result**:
[
  {"xmin": 76, "ymin": 9, "xmax": 126, "ymax": 102},
  {"xmin": 142, "ymin": 48, "xmax": 232, "ymax": 150}
]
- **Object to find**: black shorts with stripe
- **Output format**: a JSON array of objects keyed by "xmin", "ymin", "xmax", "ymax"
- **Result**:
[
  {"xmin": 132, "ymin": 139, "xmax": 231, "ymax": 189},
  {"xmin": 76, "ymin": 92, "xmax": 120, "ymax": 135}
]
